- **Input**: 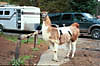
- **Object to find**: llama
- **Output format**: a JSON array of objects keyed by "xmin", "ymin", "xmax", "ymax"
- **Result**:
[{"xmin": 41, "ymin": 11, "xmax": 80, "ymax": 62}]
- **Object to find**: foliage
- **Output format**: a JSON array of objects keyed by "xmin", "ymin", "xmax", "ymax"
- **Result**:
[
  {"xmin": 70, "ymin": 0, "xmax": 97, "ymax": 14},
  {"xmin": 0, "ymin": 0, "xmax": 8, "ymax": 2},
  {"xmin": 39, "ymin": 0, "xmax": 71, "ymax": 12},
  {"xmin": 97, "ymin": 1, "xmax": 100, "ymax": 15},
  {"xmin": 9, "ymin": 55, "xmax": 31, "ymax": 66},
  {"xmin": 8, "ymin": 0, "xmax": 35, "ymax": 6},
  {"xmin": 6, "ymin": 0, "xmax": 98, "ymax": 14}
]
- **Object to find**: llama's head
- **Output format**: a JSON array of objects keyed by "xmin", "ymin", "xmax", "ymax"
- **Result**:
[
  {"xmin": 41, "ymin": 11, "xmax": 51, "ymax": 26},
  {"xmin": 71, "ymin": 22, "xmax": 79, "ymax": 28},
  {"xmin": 41, "ymin": 11, "xmax": 48, "ymax": 20}
]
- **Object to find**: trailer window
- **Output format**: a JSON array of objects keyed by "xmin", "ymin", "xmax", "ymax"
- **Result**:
[
  {"xmin": 5, "ymin": 11, "xmax": 10, "ymax": 15},
  {"xmin": 0, "ymin": 11, "xmax": 3, "ymax": 15}
]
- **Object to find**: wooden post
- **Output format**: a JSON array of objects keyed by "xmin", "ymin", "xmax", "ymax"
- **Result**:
[
  {"xmin": 15, "ymin": 35, "xmax": 21, "ymax": 60},
  {"xmin": 34, "ymin": 34, "xmax": 37, "ymax": 48},
  {"xmin": 26, "ymin": 36, "xmax": 30, "ymax": 44}
]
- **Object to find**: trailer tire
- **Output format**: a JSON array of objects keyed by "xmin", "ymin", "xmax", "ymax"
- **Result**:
[{"xmin": 0, "ymin": 25, "xmax": 3, "ymax": 32}]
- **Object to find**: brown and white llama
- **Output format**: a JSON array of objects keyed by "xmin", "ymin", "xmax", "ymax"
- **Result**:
[{"xmin": 41, "ymin": 11, "xmax": 80, "ymax": 62}]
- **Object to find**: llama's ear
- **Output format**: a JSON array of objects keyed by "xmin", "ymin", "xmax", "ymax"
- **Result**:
[
  {"xmin": 46, "ymin": 12, "xmax": 48, "ymax": 14},
  {"xmin": 41, "ymin": 11, "xmax": 48, "ymax": 15}
]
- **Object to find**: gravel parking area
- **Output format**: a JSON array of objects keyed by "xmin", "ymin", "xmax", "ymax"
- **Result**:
[{"xmin": 61, "ymin": 36, "xmax": 100, "ymax": 66}]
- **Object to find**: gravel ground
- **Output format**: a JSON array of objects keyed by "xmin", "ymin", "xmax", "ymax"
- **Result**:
[{"xmin": 61, "ymin": 36, "xmax": 100, "ymax": 66}]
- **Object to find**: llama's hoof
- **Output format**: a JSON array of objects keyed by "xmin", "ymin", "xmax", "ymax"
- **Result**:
[
  {"xmin": 69, "ymin": 57, "xmax": 74, "ymax": 59},
  {"xmin": 64, "ymin": 59, "xmax": 68, "ymax": 63},
  {"xmin": 52, "ymin": 59, "xmax": 60, "ymax": 62},
  {"xmin": 64, "ymin": 56, "xmax": 69, "ymax": 59}
]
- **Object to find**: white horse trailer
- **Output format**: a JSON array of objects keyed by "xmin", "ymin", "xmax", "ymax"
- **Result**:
[{"xmin": 0, "ymin": 6, "xmax": 40, "ymax": 32}]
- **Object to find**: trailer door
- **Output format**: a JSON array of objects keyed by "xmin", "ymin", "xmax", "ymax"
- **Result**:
[{"xmin": 16, "ymin": 9, "xmax": 21, "ymax": 29}]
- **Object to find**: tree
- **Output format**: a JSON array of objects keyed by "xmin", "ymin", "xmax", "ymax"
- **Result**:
[
  {"xmin": 70, "ymin": 0, "xmax": 97, "ymax": 14},
  {"xmin": 97, "ymin": 1, "xmax": 100, "ymax": 15},
  {"xmin": 6, "ymin": 0, "xmax": 98, "ymax": 14},
  {"xmin": 39, "ymin": 0, "xmax": 71, "ymax": 13},
  {"xmin": 8, "ymin": 0, "xmax": 36, "ymax": 6},
  {"xmin": 0, "ymin": 0, "xmax": 8, "ymax": 1}
]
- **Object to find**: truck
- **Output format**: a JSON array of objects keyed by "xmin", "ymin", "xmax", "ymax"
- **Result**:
[
  {"xmin": 0, "ymin": 6, "xmax": 40, "ymax": 32},
  {"xmin": 48, "ymin": 12, "xmax": 100, "ymax": 39}
]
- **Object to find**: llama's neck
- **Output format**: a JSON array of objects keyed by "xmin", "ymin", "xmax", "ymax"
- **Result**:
[
  {"xmin": 42, "ymin": 21, "xmax": 51, "ymax": 41},
  {"xmin": 42, "ymin": 16, "xmax": 51, "ymax": 41},
  {"xmin": 42, "ymin": 21, "xmax": 49, "ymax": 31},
  {"xmin": 44, "ymin": 16, "xmax": 51, "ymax": 26},
  {"xmin": 42, "ymin": 15, "xmax": 51, "ymax": 32}
]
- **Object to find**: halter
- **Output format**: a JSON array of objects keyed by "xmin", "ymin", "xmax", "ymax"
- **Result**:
[{"xmin": 41, "ymin": 12, "xmax": 48, "ymax": 20}]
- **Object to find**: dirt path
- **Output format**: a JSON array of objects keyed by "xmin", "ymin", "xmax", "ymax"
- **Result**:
[
  {"xmin": 0, "ymin": 36, "xmax": 48, "ymax": 65},
  {"xmin": 0, "ymin": 35, "xmax": 100, "ymax": 66},
  {"xmin": 0, "ymin": 37, "xmax": 16, "ymax": 65}
]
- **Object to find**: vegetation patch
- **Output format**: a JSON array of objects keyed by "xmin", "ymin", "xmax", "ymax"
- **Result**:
[
  {"xmin": 0, "ymin": 32, "xmax": 44, "ymax": 45},
  {"xmin": 9, "ymin": 55, "xmax": 31, "ymax": 66},
  {"xmin": 32, "ymin": 48, "xmax": 40, "ymax": 51}
]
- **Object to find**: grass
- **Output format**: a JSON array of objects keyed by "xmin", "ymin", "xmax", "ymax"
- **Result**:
[
  {"xmin": 0, "ymin": 32, "xmax": 18, "ymax": 42},
  {"xmin": 21, "ymin": 37, "xmax": 34, "ymax": 44},
  {"xmin": 37, "ymin": 38, "xmax": 44, "ymax": 45},
  {"xmin": 4, "ymin": 35, "xmax": 18, "ymax": 42},
  {"xmin": 0, "ymin": 32, "xmax": 4, "ymax": 36},
  {"xmin": 0, "ymin": 32, "xmax": 44, "ymax": 45},
  {"xmin": 32, "ymin": 48, "xmax": 40, "ymax": 51}
]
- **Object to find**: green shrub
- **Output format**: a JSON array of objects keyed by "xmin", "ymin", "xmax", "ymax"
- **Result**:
[{"xmin": 9, "ymin": 55, "xmax": 31, "ymax": 66}]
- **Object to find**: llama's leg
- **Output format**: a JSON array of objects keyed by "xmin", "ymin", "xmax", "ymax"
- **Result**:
[
  {"xmin": 52, "ymin": 43, "xmax": 59, "ymax": 62},
  {"xmin": 71, "ymin": 40, "xmax": 77, "ymax": 58},
  {"xmin": 66, "ymin": 41, "xmax": 72, "ymax": 58}
]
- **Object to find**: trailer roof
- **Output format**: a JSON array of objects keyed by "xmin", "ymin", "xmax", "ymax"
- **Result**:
[{"xmin": 0, "ymin": 6, "xmax": 40, "ymax": 9}]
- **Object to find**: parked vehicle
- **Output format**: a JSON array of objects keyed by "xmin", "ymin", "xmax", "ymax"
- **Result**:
[
  {"xmin": 0, "ymin": 6, "xmax": 40, "ymax": 32},
  {"xmin": 48, "ymin": 12, "xmax": 100, "ymax": 39}
]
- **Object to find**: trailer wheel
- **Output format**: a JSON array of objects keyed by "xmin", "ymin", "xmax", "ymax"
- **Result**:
[{"xmin": 0, "ymin": 25, "xmax": 3, "ymax": 32}]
